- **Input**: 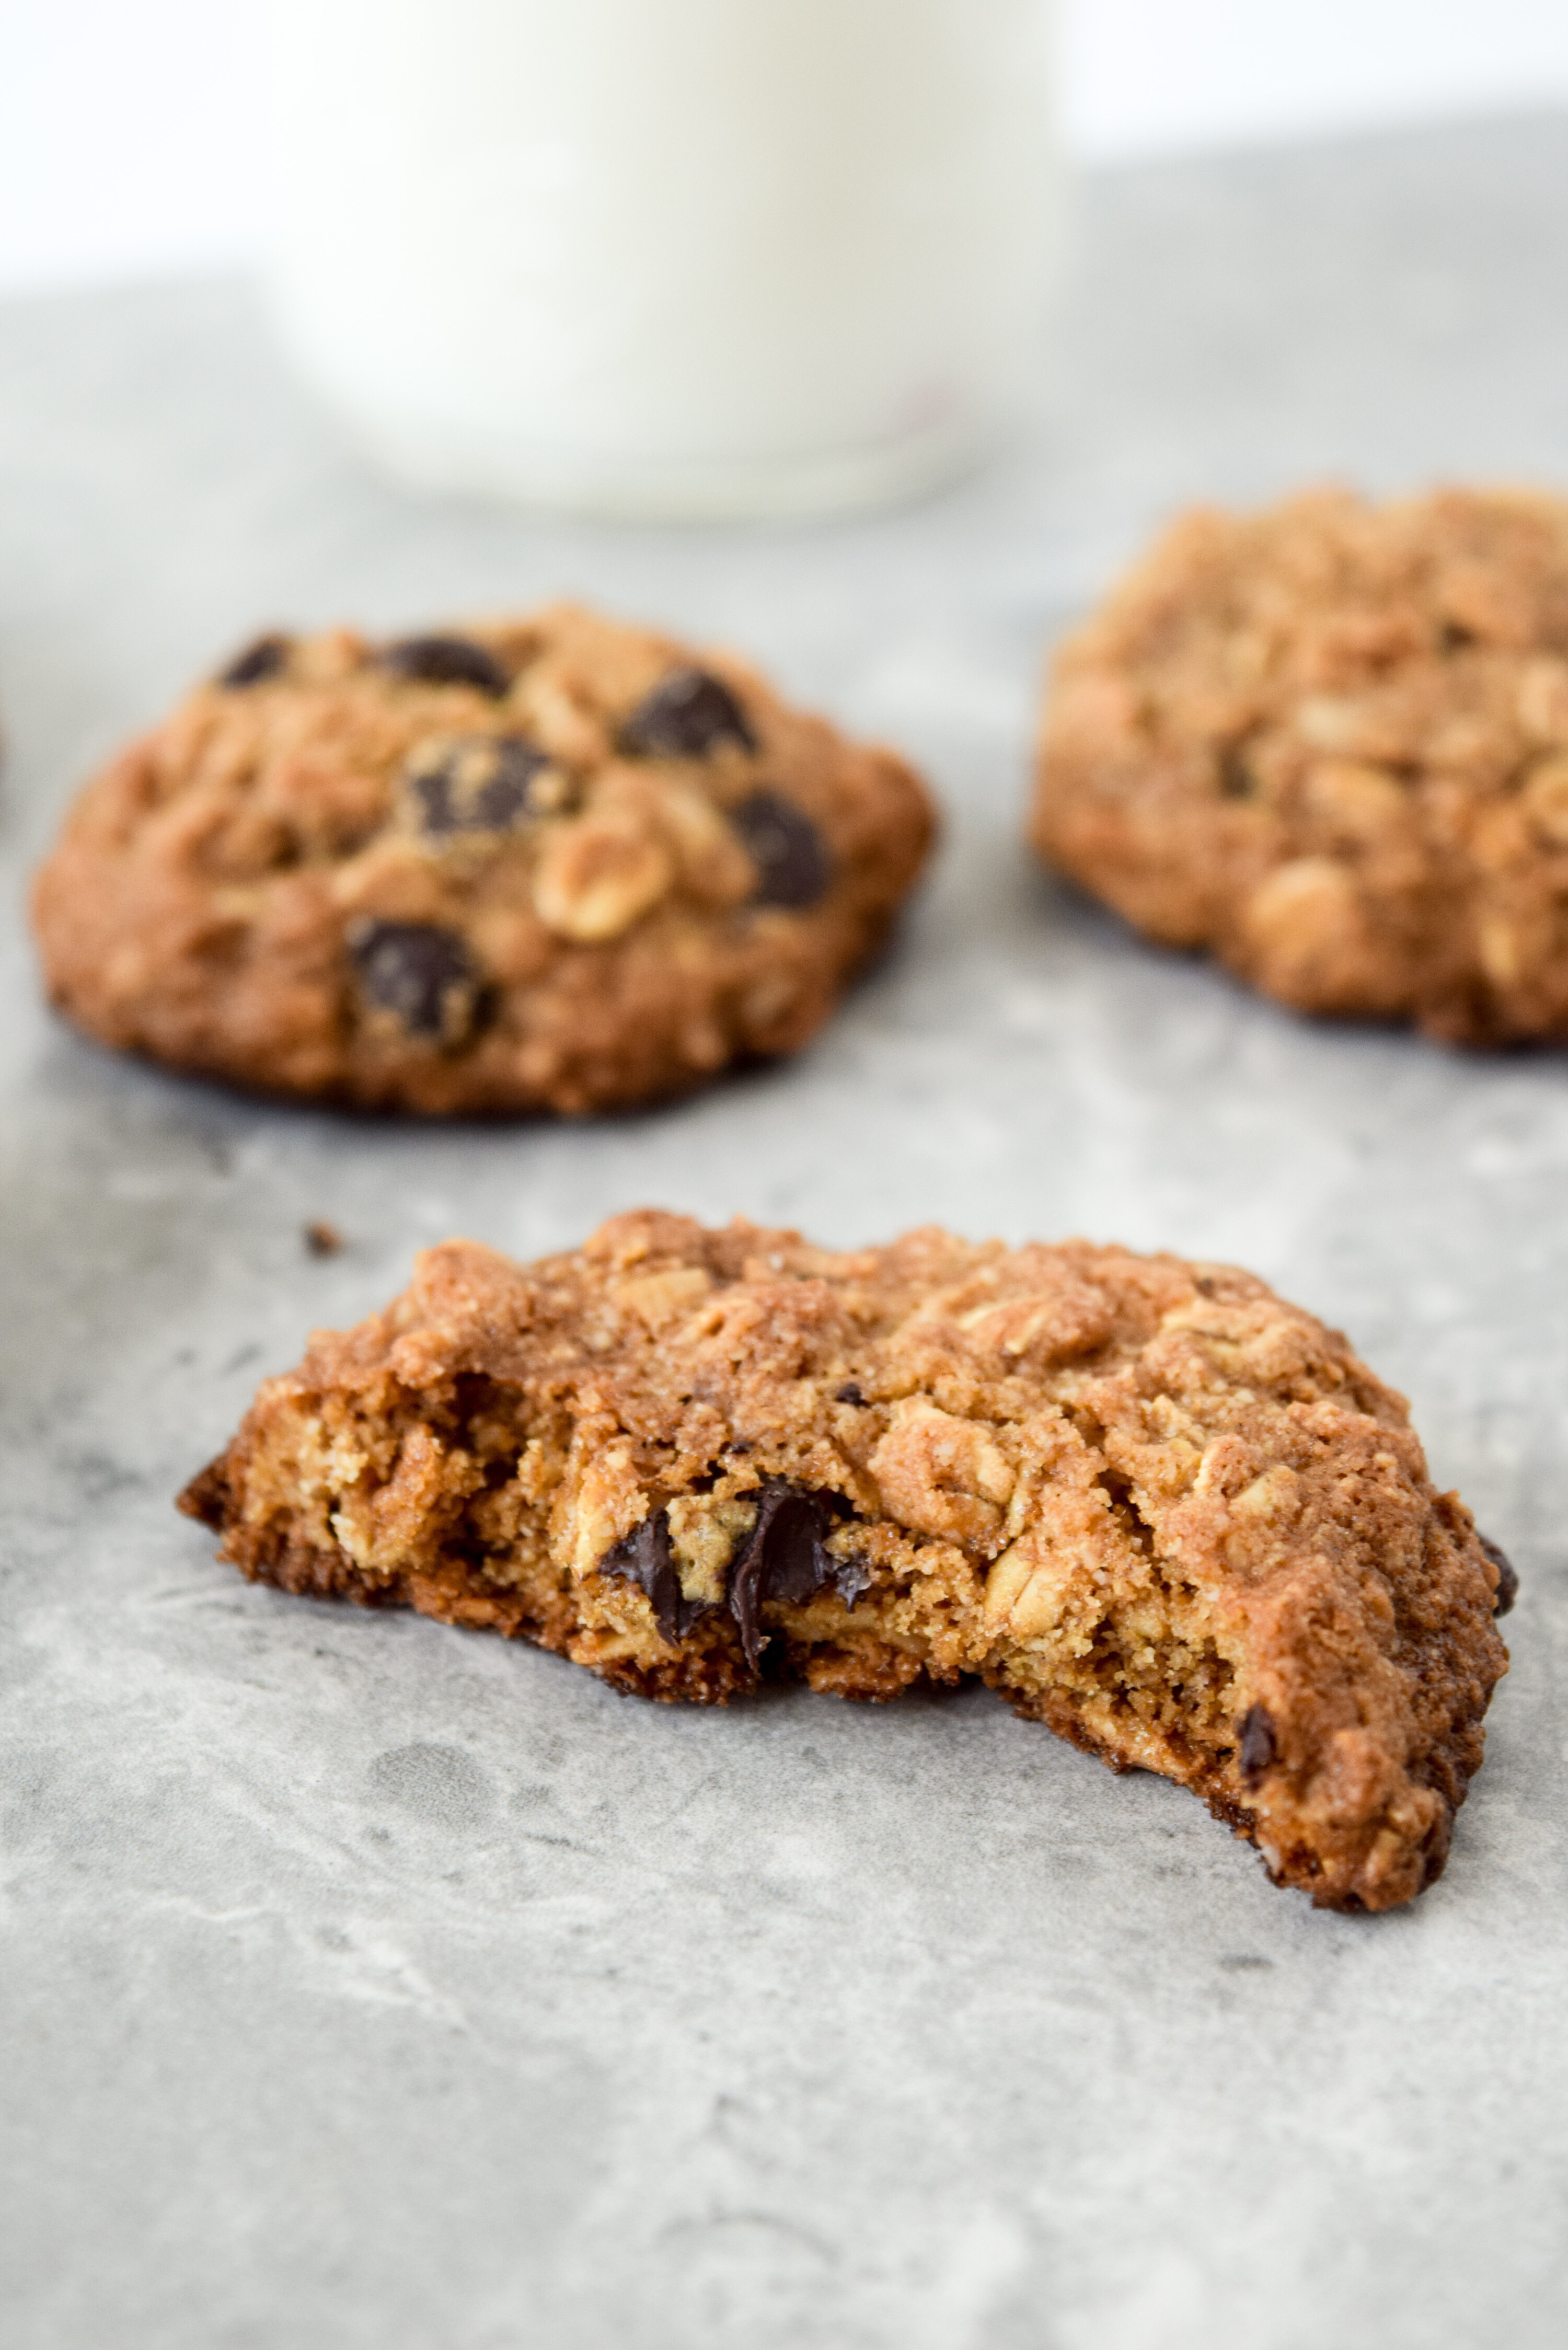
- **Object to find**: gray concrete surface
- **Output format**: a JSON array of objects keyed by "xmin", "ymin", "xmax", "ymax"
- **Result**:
[{"xmin": 3, "ymin": 114, "xmax": 1566, "ymax": 2350}]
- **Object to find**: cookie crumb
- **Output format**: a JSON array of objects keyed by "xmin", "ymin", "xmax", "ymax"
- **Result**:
[{"xmin": 303, "ymin": 1220, "xmax": 343, "ymax": 1258}]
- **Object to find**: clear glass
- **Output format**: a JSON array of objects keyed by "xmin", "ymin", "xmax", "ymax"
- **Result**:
[{"xmin": 266, "ymin": 0, "xmax": 1061, "ymax": 520}]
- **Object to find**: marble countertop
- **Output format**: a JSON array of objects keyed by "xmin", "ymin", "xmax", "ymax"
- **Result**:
[{"xmin": 3, "ymin": 112, "xmax": 1565, "ymax": 2350}]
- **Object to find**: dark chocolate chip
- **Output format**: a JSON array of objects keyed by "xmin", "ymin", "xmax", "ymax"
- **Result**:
[
  {"xmin": 349, "ymin": 920, "xmax": 483, "ymax": 1045},
  {"xmin": 836, "ymin": 1382, "xmax": 867, "ymax": 1407},
  {"xmin": 727, "ymin": 1480, "xmax": 855, "ymax": 1670},
  {"xmin": 377, "ymin": 635, "xmax": 510, "ymax": 695},
  {"xmin": 216, "ymin": 632, "xmax": 291, "ymax": 688},
  {"xmin": 599, "ymin": 1510, "xmax": 707, "ymax": 1646},
  {"xmin": 730, "ymin": 790, "xmax": 833, "ymax": 910},
  {"xmin": 1237, "ymin": 1704, "xmax": 1277, "ymax": 1788},
  {"xmin": 407, "ymin": 735, "xmax": 557, "ymax": 837},
  {"xmin": 409, "ymin": 771, "xmax": 459, "ymax": 836},
  {"xmin": 1479, "ymin": 1534, "xmax": 1518, "ymax": 1618},
  {"xmin": 1218, "ymin": 744, "xmax": 1257, "ymax": 800},
  {"xmin": 619, "ymin": 667, "xmax": 755, "ymax": 759},
  {"xmin": 474, "ymin": 740, "xmax": 554, "ymax": 827}
]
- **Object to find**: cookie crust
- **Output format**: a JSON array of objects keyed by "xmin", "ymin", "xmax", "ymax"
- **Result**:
[
  {"xmin": 1033, "ymin": 487, "xmax": 1568, "ymax": 1041},
  {"xmin": 180, "ymin": 1212, "xmax": 1510, "ymax": 1911},
  {"xmin": 32, "ymin": 606, "xmax": 934, "ymax": 1113}
]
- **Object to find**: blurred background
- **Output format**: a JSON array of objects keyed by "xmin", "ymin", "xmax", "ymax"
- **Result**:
[{"xmin": 4, "ymin": 0, "xmax": 1568, "ymax": 295}]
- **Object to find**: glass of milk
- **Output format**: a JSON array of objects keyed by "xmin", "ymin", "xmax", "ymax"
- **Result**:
[{"xmin": 266, "ymin": 0, "xmax": 1061, "ymax": 519}]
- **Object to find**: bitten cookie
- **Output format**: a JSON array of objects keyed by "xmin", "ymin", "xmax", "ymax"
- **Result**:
[
  {"xmin": 1033, "ymin": 486, "xmax": 1568, "ymax": 1042},
  {"xmin": 180, "ymin": 1211, "xmax": 1512, "ymax": 1911},
  {"xmin": 32, "ymin": 607, "xmax": 935, "ymax": 1113}
]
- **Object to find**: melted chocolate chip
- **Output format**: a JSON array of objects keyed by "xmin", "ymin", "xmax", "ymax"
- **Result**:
[
  {"xmin": 599, "ymin": 1510, "xmax": 706, "ymax": 1646},
  {"xmin": 349, "ymin": 920, "xmax": 483, "ymax": 1044},
  {"xmin": 730, "ymin": 791, "xmax": 833, "ymax": 909},
  {"xmin": 836, "ymin": 1382, "xmax": 867, "ymax": 1407},
  {"xmin": 1237, "ymin": 1704, "xmax": 1277, "ymax": 1788},
  {"xmin": 377, "ymin": 635, "xmax": 509, "ymax": 696},
  {"xmin": 407, "ymin": 735, "xmax": 558, "ymax": 837},
  {"xmin": 593, "ymin": 1476, "xmax": 868, "ymax": 1660},
  {"xmin": 1479, "ymin": 1534, "xmax": 1518, "ymax": 1618},
  {"xmin": 620, "ymin": 668, "xmax": 755, "ymax": 758},
  {"xmin": 216, "ymin": 632, "xmax": 291, "ymax": 688},
  {"xmin": 727, "ymin": 1480, "xmax": 862, "ymax": 1669}
]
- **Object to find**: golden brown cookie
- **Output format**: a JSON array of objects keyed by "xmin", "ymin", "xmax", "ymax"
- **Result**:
[
  {"xmin": 180, "ymin": 1211, "xmax": 1512, "ymax": 1912},
  {"xmin": 32, "ymin": 608, "xmax": 935, "ymax": 1113},
  {"xmin": 1032, "ymin": 486, "xmax": 1568, "ymax": 1041}
]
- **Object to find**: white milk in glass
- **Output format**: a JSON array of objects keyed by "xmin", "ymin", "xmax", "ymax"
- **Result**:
[{"xmin": 267, "ymin": 0, "xmax": 1060, "ymax": 517}]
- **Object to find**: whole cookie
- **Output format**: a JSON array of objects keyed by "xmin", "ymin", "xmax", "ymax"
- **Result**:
[
  {"xmin": 181, "ymin": 1210, "xmax": 1512, "ymax": 1911},
  {"xmin": 1033, "ymin": 487, "xmax": 1568, "ymax": 1042},
  {"xmin": 32, "ymin": 607, "xmax": 935, "ymax": 1113}
]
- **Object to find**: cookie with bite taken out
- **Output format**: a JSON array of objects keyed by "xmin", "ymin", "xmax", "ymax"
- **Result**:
[{"xmin": 180, "ymin": 1209, "xmax": 1513, "ymax": 1913}]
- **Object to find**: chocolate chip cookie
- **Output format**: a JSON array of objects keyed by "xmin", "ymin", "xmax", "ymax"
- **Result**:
[
  {"xmin": 32, "ymin": 607, "xmax": 935, "ymax": 1113},
  {"xmin": 180, "ymin": 1210, "xmax": 1511, "ymax": 1911},
  {"xmin": 1033, "ymin": 487, "xmax": 1568, "ymax": 1041}
]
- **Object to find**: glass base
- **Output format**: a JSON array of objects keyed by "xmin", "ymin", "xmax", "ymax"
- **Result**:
[{"xmin": 322, "ymin": 397, "xmax": 997, "ymax": 522}]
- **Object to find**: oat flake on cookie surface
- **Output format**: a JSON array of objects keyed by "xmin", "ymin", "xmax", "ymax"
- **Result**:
[
  {"xmin": 181, "ymin": 1211, "xmax": 1512, "ymax": 1912},
  {"xmin": 1032, "ymin": 486, "xmax": 1568, "ymax": 1041},
  {"xmin": 31, "ymin": 606, "xmax": 934, "ymax": 1114}
]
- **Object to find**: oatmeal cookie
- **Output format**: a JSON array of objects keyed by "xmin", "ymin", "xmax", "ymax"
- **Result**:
[
  {"xmin": 1033, "ymin": 486, "xmax": 1568, "ymax": 1041},
  {"xmin": 32, "ymin": 607, "xmax": 934, "ymax": 1113},
  {"xmin": 180, "ymin": 1211, "xmax": 1512, "ymax": 1911}
]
